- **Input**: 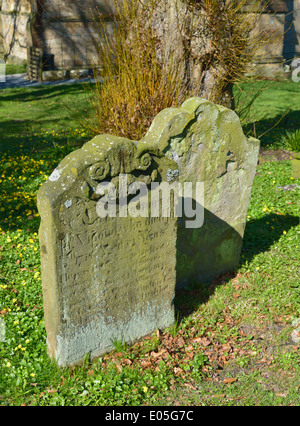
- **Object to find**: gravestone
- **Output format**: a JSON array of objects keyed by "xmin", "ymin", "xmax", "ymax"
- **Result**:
[
  {"xmin": 38, "ymin": 97, "xmax": 260, "ymax": 366},
  {"xmin": 37, "ymin": 135, "xmax": 180, "ymax": 367},
  {"xmin": 0, "ymin": 59, "xmax": 5, "ymax": 83},
  {"xmin": 292, "ymin": 152, "xmax": 300, "ymax": 179},
  {"xmin": 141, "ymin": 98, "xmax": 260, "ymax": 287}
]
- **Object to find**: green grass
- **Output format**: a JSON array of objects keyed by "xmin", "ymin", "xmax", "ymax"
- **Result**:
[
  {"xmin": 0, "ymin": 84, "xmax": 93, "ymax": 154},
  {"xmin": 3, "ymin": 64, "xmax": 27, "ymax": 75},
  {"xmin": 234, "ymin": 79, "xmax": 300, "ymax": 149},
  {"xmin": 280, "ymin": 129, "xmax": 300, "ymax": 152},
  {"xmin": 0, "ymin": 81, "xmax": 299, "ymax": 406}
]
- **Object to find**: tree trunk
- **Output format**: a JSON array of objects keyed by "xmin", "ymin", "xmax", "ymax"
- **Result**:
[{"xmin": 144, "ymin": 0, "xmax": 234, "ymax": 108}]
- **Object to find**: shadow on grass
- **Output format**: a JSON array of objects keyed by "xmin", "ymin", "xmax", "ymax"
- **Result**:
[
  {"xmin": 0, "ymin": 83, "xmax": 89, "ymax": 104},
  {"xmin": 0, "ymin": 119, "xmax": 85, "ymax": 154},
  {"xmin": 0, "ymin": 83, "xmax": 94, "ymax": 154},
  {"xmin": 244, "ymin": 110, "xmax": 300, "ymax": 148},
  {"xmin": 0, "ymin": 119, "xmax": 65, "ymax": 154},
  {"xmin": 174, "ymin": 213, "xmax": 299, "ymax": 320}
]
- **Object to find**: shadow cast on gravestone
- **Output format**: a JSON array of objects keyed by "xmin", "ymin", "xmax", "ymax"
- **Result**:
[{"xmin": 174, "ymin": 206, "xmax": 299, "ymax": 321}]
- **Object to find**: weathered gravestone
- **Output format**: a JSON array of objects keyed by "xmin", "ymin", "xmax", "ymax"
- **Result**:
[
  {"xmin": 141, "ymin": 98, "xmax": 260, "ymax": 287},
  {"xmin": 37, "ymin": 129, "xmax": 184, "ymax": 367},
  {"xmin": 0, "ymin": 59, "xmax": 5, "ymax": 83},
  {"xmin": 38, "ymin": 97, "xmax": 260, "ymax": 366}
]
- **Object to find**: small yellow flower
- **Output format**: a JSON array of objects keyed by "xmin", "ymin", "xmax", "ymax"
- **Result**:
[
  {"xmin": 283, "ymin": 231, "xmax": 287, "ymax": 235},
  {"xmin": 143, "ymin": 386, "xmax": 148, "ymax": 393},
  {"xmin": 6, "ymin": 362, "xmax": 11, "ymax": 368},
  {"xmin": 30, "ymin": 373, "xmax": 35, "ymax": 378}
]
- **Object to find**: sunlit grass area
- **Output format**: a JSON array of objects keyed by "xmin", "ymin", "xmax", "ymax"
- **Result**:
[{"xmin": 0, "ymin": 81, "xmax": 299, "ymax": 406}]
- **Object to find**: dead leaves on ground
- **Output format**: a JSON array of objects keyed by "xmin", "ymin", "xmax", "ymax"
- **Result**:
[
  {"xmin": 99, "ymin": 272, "xmax": 293, "ymax": 387},
  {"xmin": 103, "ymin": 310, "xmax": 260, "ymax": 385}
]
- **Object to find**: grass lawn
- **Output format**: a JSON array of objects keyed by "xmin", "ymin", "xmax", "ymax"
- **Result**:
[
  {"xmin": 3, "ymin": 64, "xmax": 27, "ymax": 76},
  {"xmin": 0, "ymin": 80, "xmax": 299, "ymax": 406}
]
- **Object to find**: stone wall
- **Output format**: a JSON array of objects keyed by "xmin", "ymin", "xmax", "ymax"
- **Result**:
[
  {"xmin": 31, "ymin": 0, "xmax": 116, "ymax": 69},
  {"xmin": 249, "ymin": 0, "xmax": 300, "ymax": 78},
  {"xmin": 0, "ymin": 0, "xmax": 34, "ymax": 64},
  {"xmin": 0, "ymin": 1, "xmax": 299, "ymax": 75},
  {"xmin": 0, "ymin": 0, "xmax": 115, "ymax": 66}
]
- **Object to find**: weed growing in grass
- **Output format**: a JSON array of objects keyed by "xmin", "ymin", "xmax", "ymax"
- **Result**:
[
  {"xmin": 167, "ymin": 314, "xmax": 181, "ymax": 338},
  {"xmin": 111, "ymin": 338, "xmax": 129, "ymax": 354},
  {"xmin": 280, "ymin": 129, "xmax": 300, "ymax": 153}
]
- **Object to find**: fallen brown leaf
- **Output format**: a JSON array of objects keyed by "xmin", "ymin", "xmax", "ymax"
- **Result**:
[
  {"xmin": 116, "ymin": 364, "xmax": 122, "ymax": 373},
  {"xmin": 183, "ymin": 383, "xmax": 197, "ymax": 391},
  {"xmin": 211, "ymin": 394, "xmax": 226, "ymax": 398},
  {"xmin": 191, "ymin": 337, "xmax": 203, "ymax": 343},
  {"xmin": 151, "ymin": 349, "xmax": 168, "ymax": 358},
  {"xmin": 174, "ymin": 367, "xmax": 184, "ymax": 376},
  {"xmin": 200, "ymin": 338, "xmax": 212, "ymax": 347},
  {"xmin": 177, "ymin": 337, "xmax": 185, "ymax": 347},
  {"xmin": 46, "ymin": 388, "xmax": 58, "ymax": 394},
  {"xmin": 141, "ymin": 360, "xmax": 152, "ymax": 368},
  {"xmin": 223, "ymin": 378, "xmax": 237, "ymax": 384}
]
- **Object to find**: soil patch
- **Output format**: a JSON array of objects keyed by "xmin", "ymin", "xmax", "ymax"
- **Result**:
[{"xmin": 258, "ymin": 149, "xmax": 293, "ymax": 164}]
